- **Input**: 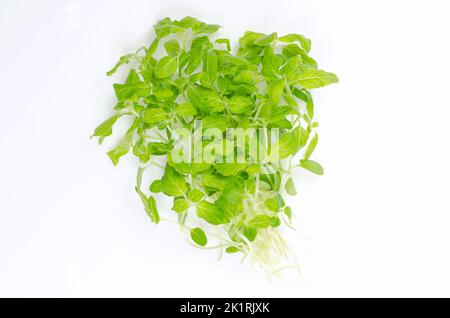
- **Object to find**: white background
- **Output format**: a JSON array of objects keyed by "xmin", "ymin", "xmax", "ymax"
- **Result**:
[{"xmin": 1, "ymin": 0, "xmax": 450, "ymax": 297}]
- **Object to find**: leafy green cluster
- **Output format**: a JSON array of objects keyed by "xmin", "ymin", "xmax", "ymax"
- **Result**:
[{"xmin": 92, "ymin": 17, "xmax": 338, "ymax": 272}]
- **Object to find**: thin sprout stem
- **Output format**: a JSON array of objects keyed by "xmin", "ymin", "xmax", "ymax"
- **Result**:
[{"xmin": 149, "ymin": 161, "xmax": 165, "ymax": 170}]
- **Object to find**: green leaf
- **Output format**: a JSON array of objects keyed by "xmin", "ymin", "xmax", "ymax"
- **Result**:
[
  {"xmin": 135, "ymin": 187, "xmax": 160, "ymax": 224},
  {"xmin": 161, "ymin": 165, "xmax": 188, "ymax": 197},
  {"xmin": 168, "ymin": 158, "xmax": 212, "ymax": 176},
  {"xmin": 154, "ymin": 56, "xmax": 177, "ymax": 78},
  {"xmin": 262, "ymin": 47, "xmax": 282, "ymax": 80},
  {"xmin": 147, "ymin": 196, "xmax": 160, "ymax": 223},
  {"xmin": 125, "ymin": 69, "xmax": 140, "ymax": 83},
  {"xmin": 284, "ymin": 206, "xmax": 292, "ymax": 220},
  {"xmin": 187, "ymin": 51, "xmax": 202, "ymax": 74},
  {"xmin": 175, "ymin": 102, "xmax": 197, "ymax": 117},
  {"xmin": 298, "ymin": 70, "xmax": 339, "ymax": 89},
  {"xmin": 172, "ymin": 198, "xmax": 189, "ymax": 213},
  {"xmin": 142, "ymin": 108, "xmax": 167, "ymax": 124},
  {"xmin": 278, "ymin": 33, "xmax": 311, "ymax": 53},
  {"xmin": 264, "ymin": 198, "xmax": 280, "ymax": 212},
  {"xmin": 248, "ymin": 215, "xmax": 272, "ymax": 229},
  {"xmin": 203, "ymin": 94, "xmax": 225, "ymax": 113},
  {"xmin": 196, "ymin": 201, "xmax": 229, "ymax": 225},
  {"xmin": 267, "ymin": 131, "xmax": 298, "ymax": 161},
  {"xmin": 205, "ymin": 50, "xmax": 218, "ymax": 83},
  {"xmin": 190, "ymin": 227, "xmax": 208, "ymax": 246},
  {"xmin": 294, "ymin": 89, "xmax": 315, "ymax": 118},
  {"xmin": 285, "ymin": 177, "xmax": 297, "ymax": 195},
  {"xmin": 107, "ymin": 140, "xmax": 130, "ymax": 166},
  {"xmin": 254, "ymin": 32, "xmax": 277, "ymax": 46},
  {"xmin": 281, "ymin": 56, "xmax": 302, "ymax": 82},
  {"xmin": 292, "ymin": 87, "xmax": 308, "ymax": 101},
  {"xmin": 217, "ymin": 185, "xmax": 246, "ymax": 220},
  {"xmin": 149, "ymin": 179, "xmax": 163, "ymax": 193},
  {"xmin": 154, "ymin": 17, "xmax": 177, "ymax": 38},
  {"xmin": 91, "ymin": 114, "xmax": 119, "ymax": 144},
  {"xmin": 225, "ymin": 246, "xmax": 240, "ymax": 253},
  {"xmin": 239, "ymin": 31, "xmax": 265, "ymax": 48},
  {"xmin": 193, "ymin": 23, "xmax": 220, "ymax": 35},
  {"xmin": 144, "ymin": 38, "xmax": 159, "ymax": 63},
  {"xmin": 177, "ymin": 16, "xmax": 202, "ymax": 29},
  {"xmin": 282, "ymin": 44, "xmax": 318, "ymax": 69},
  {"xmin": 271, "ymin": 216, "xmax": 281, "ymax": 228},
  {"xmin": 133, "ymin": 137, "xmax": 150, "ymax": 163},
  {"xmin": 293, "ymin": 126, "xmax": 310, "ymax": 150},
  {"xmin": 215, "ymin": 38, "xmax": 231, "ymax": 51},
  {"xmin": 228, "ymin": 95, "xmax": 254, "ymax": 115},
  {"xmin": 242, "ymin": 226, "xmax": 257, "ymax": 241},
  {"xmin": 153, "ymin": 82, "xmax": 178, "ymax": 102},
  {"xmin": 201, "ymin": 174, "xmax": 229, "ymax": 192},
  {"xmin": 239, "ymin": 31, "xmax": 264, "ymax": 48},
  {"xmin": 245, "ymin": 178, "xmax": 256, "ymax": 195},
  {"xmin": 188, "ymin": 86, "xmax": 224, "ymax": 113},
  {"xmin": 201, "ymin": 116, "xmax": 232, "ymax": 132},
  {"xmin": 267, "ymin": 78, "xmax": 285, "ymax": 104},
  {"xmin": 284, "ymin": 89, "xmax": 298, "ymax": 107},
  {"xmin": 215, "ymin": 163, "xmax": 247, "ymax": 176},
  {"xmin": 259, "ymin": 171, "xmax": 282, "ymax": 192},
  {"xmin": 113, "ymin": 82, "xmax": 150, "ymax": 101},
  {"xmin": 188, "ymin": 189, "xmax": 204, "ymax": 202},
  {"xmin": 187, "ymin": 36, "xmax": 212, "ymax": 74},
  {"xmin": 107, "ymin": 54, "xmax": 134, "ymax": 76},
  {"xmin": 164, "ymin": 39, "xmax": 181, "ymax": 56},
  {"xmin": 300, "ymin": 159, "xmax": 324, "ymax": 175},
  {"xmin": 304, "ymin": 133, "xmax": 318, "ymax": 160},
  {"xmin": 234, "ymin": 70, "xmax": 256, "ymax": 84},
  {"xmin": 136, "ymin": 166, "xmax": 145, "ymax": 189},
  {"xmin": 148, "ymin": 142, "xmax": 171, "ymax": 155}
]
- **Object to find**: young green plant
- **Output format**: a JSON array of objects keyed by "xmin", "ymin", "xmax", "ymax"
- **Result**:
[{"xmin": 92, "ymin": 17, "xmax": 338, "ymax": 275}]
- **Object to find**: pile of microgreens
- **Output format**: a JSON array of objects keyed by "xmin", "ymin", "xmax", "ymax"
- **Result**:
[{"xmin": 92, "ymin": 17, "xmax": 338, "ymax": 275}]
